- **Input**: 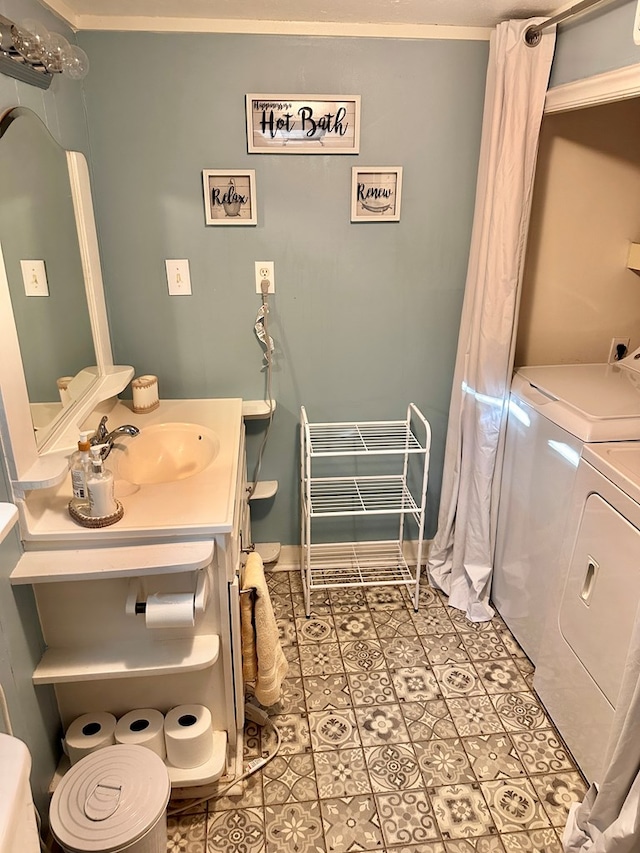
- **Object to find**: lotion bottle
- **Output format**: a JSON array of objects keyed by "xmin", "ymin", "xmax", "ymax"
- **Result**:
[
  {"xmin": 69, "ymin": 431, "xmax": 93, "ymax": 510},
  {"xmin": 87, "ymin": 445, "xmax": 117, "ymax": 517}
]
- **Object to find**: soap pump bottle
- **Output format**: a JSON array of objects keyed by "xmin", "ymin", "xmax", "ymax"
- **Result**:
[
  {"xmin": 87, "ymin": 445, "xmax": 117, "ymax": 518},
  {"xmin": 69, "ymin": 431, "xmax": 93, "ymax": 510}
]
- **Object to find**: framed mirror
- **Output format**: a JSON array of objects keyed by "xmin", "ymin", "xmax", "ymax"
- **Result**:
[{"xmin": 0, "ymin": 107, "xmax": 96, "ymax": 446}]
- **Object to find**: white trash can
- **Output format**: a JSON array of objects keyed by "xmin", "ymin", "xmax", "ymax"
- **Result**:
[{"xmin": 50, "ymin": 744, "xmax": 171, "ymax": 853}]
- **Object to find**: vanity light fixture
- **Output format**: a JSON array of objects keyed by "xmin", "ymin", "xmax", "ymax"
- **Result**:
[{"xmin": 0, "ymin": 15, "xmax": 88, "ymax": 89}]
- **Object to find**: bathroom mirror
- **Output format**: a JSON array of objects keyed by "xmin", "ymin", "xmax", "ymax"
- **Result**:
[{"xmin": 0, "ymin": 107, "xmax": 96, "ymax": 447}]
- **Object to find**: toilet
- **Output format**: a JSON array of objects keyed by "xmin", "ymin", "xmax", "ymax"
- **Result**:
[
  {"xmin": 0, "ymin": 733, "xmax": 40, "ymax": 853},
  {"xmin": 50, "ymin": 744, "xmax": 170, "ymax": 853}
]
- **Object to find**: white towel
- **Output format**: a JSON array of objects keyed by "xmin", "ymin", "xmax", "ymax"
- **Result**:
[{"xmin": 240, "ymin": 552, "xmax": 288, "ymax": 706}]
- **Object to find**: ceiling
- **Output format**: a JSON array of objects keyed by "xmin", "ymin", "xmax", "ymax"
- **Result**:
[{"xmin": 39, "ymin": 0, "xmax": 575, "ymax": 34}]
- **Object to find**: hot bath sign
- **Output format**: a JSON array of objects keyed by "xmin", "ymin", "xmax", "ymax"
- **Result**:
[{"xmin": 246, "ymin": 95, "xmax": 361, "ymax": 153}]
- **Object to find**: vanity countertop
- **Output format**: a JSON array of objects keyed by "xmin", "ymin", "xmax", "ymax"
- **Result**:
[{"xmin": 18, "ymin": 398, "xmax": 244, "ymax": 546}]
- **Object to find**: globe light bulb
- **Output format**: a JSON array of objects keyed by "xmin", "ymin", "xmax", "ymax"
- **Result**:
[
  {"xmin": 42, "ymin": 32, "xmax": 71, "ymax": 73},
  {"xmin": 11, "ymin": 25, "xmax": 42, "ymax": 62},
  {"xmin": 18, "ymin": 19, "xmax": 50, "ymax": 62},
  {"xmin": 62, "ymin": 44, "xmax": 89, "ymax": 80}
]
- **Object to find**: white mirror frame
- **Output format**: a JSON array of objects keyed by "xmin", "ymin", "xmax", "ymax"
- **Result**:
[{"xmin": 0, "ymin": 150, "xmax": 132, "ymax": 495}]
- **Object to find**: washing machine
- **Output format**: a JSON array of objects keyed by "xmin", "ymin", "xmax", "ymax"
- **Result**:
[
  {"xmin": 493, "ymin": 348, "xmax": 640, "ymax": 665},
  {"xmin": 533, "ymin": 442, "xmax": 640, "ymax": 782}
]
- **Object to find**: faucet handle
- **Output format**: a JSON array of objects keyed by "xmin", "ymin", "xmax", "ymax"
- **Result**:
[{"xmin": 91, "ymin": 415, "xmax": 109, "ymax": 444}]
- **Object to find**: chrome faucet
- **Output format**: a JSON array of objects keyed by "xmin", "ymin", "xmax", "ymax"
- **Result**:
[{"xmin": 91, "ymin": 415, "xmax": 140, "ymax": 459}]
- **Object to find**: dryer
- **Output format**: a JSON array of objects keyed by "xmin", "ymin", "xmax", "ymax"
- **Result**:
[
  {"xmin": 493, "ymin": 348, "xmax": 640, "ymax": 665},
  {"xmin": 533, "ymin": 442, "xmax": 640, "ymax": 783}
]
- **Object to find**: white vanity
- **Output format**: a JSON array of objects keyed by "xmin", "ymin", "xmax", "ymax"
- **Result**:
[{"xmin": 0, "ymin": 107, "xmax": 249, "ymax": 791}]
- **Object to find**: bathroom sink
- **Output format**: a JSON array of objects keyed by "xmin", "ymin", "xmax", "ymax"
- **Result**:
[{"xmin": 114, "ymin": 422, "xmax": 220, "ymax": 485}]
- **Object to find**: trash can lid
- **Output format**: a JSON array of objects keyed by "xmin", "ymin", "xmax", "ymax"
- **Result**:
[{"xmin": 50, "ymin": 745, "xmax": 171, "ymax": 853}]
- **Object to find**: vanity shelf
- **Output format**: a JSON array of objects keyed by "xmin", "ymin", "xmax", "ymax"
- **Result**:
[
  {"xmin": 248, "ymin": 480, "xmax": 278, "ymax": 501},
  {"xmin": 242, "ymin": 399, "xmax": 276, "ymax": 419},
  {"xmin": 11, "ymin": 540, "xmax": 214, "ymax": 585},
  {"xmin": 300, "ymin": 404, "xmax": 431, "ymax": 615},
  {"xmin": 33, "ymin": 634, "xmax": 220, "ymax": 684}
]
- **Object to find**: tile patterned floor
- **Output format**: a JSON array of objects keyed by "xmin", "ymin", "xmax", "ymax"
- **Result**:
[{"xmin": 167, "ymin": 571, "xmax": 586, "ymax": 853}]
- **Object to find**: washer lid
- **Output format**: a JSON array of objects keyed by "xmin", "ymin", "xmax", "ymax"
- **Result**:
[{"xmin": 50, "ymin": 745, "xmax": 170, "ymax": 853}]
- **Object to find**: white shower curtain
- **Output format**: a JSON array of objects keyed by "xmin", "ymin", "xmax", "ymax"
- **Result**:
[
  {"xmin": 427, "ymin": 18, "xmax": 556, "ymax": 621},
  {"xmin": 563, "ymin": 614, "xmax": 640, "ymax": 852}
]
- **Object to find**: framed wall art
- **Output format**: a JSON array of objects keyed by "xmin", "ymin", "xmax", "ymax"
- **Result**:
[
  {"xmin": 202, "ymin": 170, "xmax": 257, "ymax": 225},
  {"xmin": 246, "ymin": 94, "xmax": 361, "ymax": 154},
  {"xmin": 351, "ymin": 167, "xmax": 403, "ymax": 222}
]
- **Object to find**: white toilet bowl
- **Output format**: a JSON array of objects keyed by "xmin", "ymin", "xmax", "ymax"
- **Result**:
[{"xmin": 0, "ymin": 733, "xmax": 40, "ymax": 853}]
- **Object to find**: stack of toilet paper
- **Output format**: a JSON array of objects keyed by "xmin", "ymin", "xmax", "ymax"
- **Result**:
[{"xmin": 64, "ymin": 705, "xmax": 213, "ymax": 768}]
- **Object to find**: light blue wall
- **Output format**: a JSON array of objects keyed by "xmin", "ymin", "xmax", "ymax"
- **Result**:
[
  {"xmin": 0, "ymin": 0, "xmax": 88, "ymax": 820},
  {"xmin": 78, "ymin": 31, "xmax": 489, "ymax": 546},
  {"xmin": 551, "ymin": 0, "xmax": 640, "ymax": 86}
]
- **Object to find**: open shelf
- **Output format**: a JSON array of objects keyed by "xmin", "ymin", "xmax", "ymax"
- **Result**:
[
  {"xmin": 306, "ymin": 540, "xmax": 415, "ymax": 588},
  {"xmin": 248, "ymin": 480, "xmax": 278, "ymax": 501},
  {"xmin": 306, "ymin": 476, "xmax": 420, "ymax": 516},
  {"xmin": 167, "ymin": 729, "xmax": 228, "ymax": 786},
  {"xmin": 242, "ymin": 399, "xmax": 276, "ymax": 419},
  {"xmin": 33, "ymin": 634, "xmax": 220, "ymax": 684},
  {"xmin": 11, "ymin": 540, "xmax": 214, "ymax": 585}
]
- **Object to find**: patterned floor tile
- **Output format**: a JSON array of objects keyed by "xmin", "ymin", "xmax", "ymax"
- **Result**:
[
  {"xmin": 370, "ymin": 610, "xmax": 417, "ymax": 642},
  {"xmin": 421, "ymin": 634, "xmax": 471, "ymax": 665},
  {"xmin": 166, "ymin": 813, "xmax": 207, "ymax": 853},
  {"xmin": 261, "ymin": 677, "xmax": 306, "ymax": 715},
  {"xmin": 410, "ymin": 585, "xmax": 443, "ymax": 609},
  {"xmin": 392, "ymin": 667, "xmax": 442, "ymax": 702},
  {"xmin": 209, "ymin": 770, "xmax": 264, "ymax": 811},
  {"xmin": 309, "ymin": 709, "xmax": 361, "ymax": 751},
  {"xmin": 208, "ymin": 807, "xmax": 265, "ymax": 853},
  {"xmin": 364, "ymin": 742, "xmax": 422, "ymax": 792},
  {"xmin": 334, "ymin": 612, "xmax": 379, "ymax": 642},
  {"xmin": 268, "ymin": 572, "xmax": 291, "ymax": 595},
  {"xmin": 401, "ymin": 700, "xmax": 459, "ymax": 741},
  {"xmin": 263, "ymin": 753, "xmax": 318, "ymax": 805},
  {"xmin": 444, "ymin": 837, "xmax": 505, "ymax": 853},
  {"xmin": 462, "ymin": 734, "xmax": 524, "ymax": 781},
  {"xmin": 277, "ymin": 618, "xmax": 298, "ymax": 647},
  {"xmin": 446, "ymin": 609, "xmax": 490, "ymax": 634},
  {"xmin": 480, "ymin": 779, "xmax": 551, "ymax": 833},
  {"xmin": 263, "ymin": 713, "xmax": 311, "ymax": 754},
  {"xmin": 415, "ymin": 738, "xmax": 476, "ymax": 786},
  {"xmin": 329, "ymin": 587, "xmax": 368, "ymax": 613},
  {"xmin": 530, "ymin": 772, "xmax": 588, "ymax": 828},
  {"xmin": 289, "ymin": 571, "xmax": 304, "ymax": 593},
  {"xmin": 499, "ymin": 828, "xmax": 562, "ymax": 852},
  {"xmin": 314, "ymin": 747, "xmax": 372, "ymax": 797},
  {"xmin": 430, "ymin": 782, "xmax": 495, "ymax": 839},
  {"xmin": 474, "ymin": 660, "xmax": 529, "ymax": 695},
  {"xmin": 433, "ymin": 664, "xmax": 485, "ymax": 698},
  {"xmin": 510, "ymin": 730, "xmax": 576, "ymax": 775},
  {"xmin": 381, "ymin": 636, "xmax": 429, "ymax": 669},
  {"xmin": 283, "ymin": 643, "xmax": 302, "ymax": 678},
  {"xmin": 412, "ymin": 609, "xmax": 457, "ymax": 636},
  {"xmin": 304, "ymin": 674, "xmax": 352, "ymax": 710},
  {"xmin": 296, "ymin": 615, "xmax": 338, "ymax": 645},
  {"xmin": 459, "ymin": 630, "xmax": 509, "ymax": 662},
  {"xmin": 376, "ymin": 789, "xmax": 441, "ymax": 845},
  {"xmin": 320, "ymin": 794, "xmax": 384, "ymax": 852},
  {"xmin": 447, "ymin": 697, "xmax": 505, "ymax": 736},
  {"xmin": 292, "ymin": 591, "xmax": 333, "ymax": 617},
  {"xmin": 355, "ymin": 703, "xmax": 411, "ymax": 745},
  {"xmin": 264, "ymin": 801, "xmax": 326, "ymax": 853},
  {"xmin": 366, "ymin": 586, "xmax": 410, "ymax": 610},
  {"xmin": 491, "ymin": 693, "xmax": 549, "ymax": 733},
  {"xmin": 300, "ymin": 643, "xmax": 344, "ymax": 676},
  {"xmin": 341, "ymin": 639, "xmax": 387, "ymax": 672},
  {"xmin": 244, "ymin": 721, "xmax": 262, "ymax": 759},
  {"xmin": 271, "ymin": 593, "xmax": 294, "ymax": 620},
  {"xmin": 394, "ymin": 844, "xmax": 446, "ymax": 853},
  {"xmin": 348, "ymin": 670, "xmax": 397, "ymax": 706},
  {"xmin": 493, "ymin": 628, "xmax": 528, "ymax": 660}
]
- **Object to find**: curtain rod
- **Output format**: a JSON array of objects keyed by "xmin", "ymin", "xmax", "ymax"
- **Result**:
[{"xmin": 524, "ymin": 0, "xmax": 613, "ymax": 45}]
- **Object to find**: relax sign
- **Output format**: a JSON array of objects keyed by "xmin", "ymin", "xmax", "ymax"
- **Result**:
[{"xmin": 246, "ymin": 95, "xmax": 361, "ymax": 153}]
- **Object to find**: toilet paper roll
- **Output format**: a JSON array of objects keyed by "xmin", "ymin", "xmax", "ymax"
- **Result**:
[
  {"xmin": 115, "ymin": 709, "xmax": 166, "ymax": 759},
  {"xmin": 164, "ymin": 704, "xmax": 213, "ymax": 769},
  {"xmin": 132, "ymin": 374, "xmax": 159, "ymax": 413},
  {"xmin": 144, "ymin": 593, "xmax": 195, "ymax": 629},
  {"xmin": 64, "ymin": 712, "xmax": 117, "ymax": 765}
]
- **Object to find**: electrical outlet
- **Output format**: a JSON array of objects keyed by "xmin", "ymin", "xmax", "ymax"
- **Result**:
[
  {"xmin": 255, "ymin": 261, "xmax": 275, "ymax": 294},
  {"xmin": 608, "ymin": 336, "xmax": 630, "ymax": 363},
  {"xmin": 165, "ymin": 259, "xmax": 192, "ymax": 295}
]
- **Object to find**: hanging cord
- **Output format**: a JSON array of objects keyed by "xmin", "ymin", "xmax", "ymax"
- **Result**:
[
  {"xmin": 167, "ymin": 704, "xmax": 281, "ymax": 816},
  {"xmin": 247, "ymin": 279, "xmax": 275, "ymax": 504}
]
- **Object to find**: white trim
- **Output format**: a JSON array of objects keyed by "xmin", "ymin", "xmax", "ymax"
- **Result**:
[
  {"xmin": 47, "ymin": 12, "xmax": 492, "ymax": 40},
  {"xmin": 545, "ymin": 62, "xmax": 640, "ymax": 114}
]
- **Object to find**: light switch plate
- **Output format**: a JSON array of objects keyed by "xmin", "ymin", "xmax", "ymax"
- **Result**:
[
  {"xmin": 21, "ymin": 260, "xmax": 49, "ymax": 296},
  {"xmin": 165, "ymin": 259, "xmax": 192, "ymax": 295}
]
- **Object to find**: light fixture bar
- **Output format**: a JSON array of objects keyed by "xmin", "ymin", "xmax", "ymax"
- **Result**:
[{"xmin": 0, "ymin": 15, "xmax": 53, "ymax": 89}]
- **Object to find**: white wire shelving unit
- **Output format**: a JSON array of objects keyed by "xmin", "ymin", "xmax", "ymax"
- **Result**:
[{"xmin": 300, "ymin": 404, "xmax": 431, "ymax": 615}]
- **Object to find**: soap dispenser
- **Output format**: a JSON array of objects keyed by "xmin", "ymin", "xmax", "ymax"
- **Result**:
[
  {"xmin": 69, "ymin": 431, "xmax": 93, "ymax": 511},
  {"xmin": 87, "ymin": 445, "xmax": 118, "ymax": 518}
]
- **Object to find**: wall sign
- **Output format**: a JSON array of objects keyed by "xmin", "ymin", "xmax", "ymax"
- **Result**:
[
  {"xmin": 351, "ymin": 167, "xmax": 403, "ymax": 222},
  {"xmin": 246, "ymin": 94, "xmax": 361, "ymax": 154},
  {"xmin": 202, "ymin": 170, "xmax": 257, "ymax": 225}
]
